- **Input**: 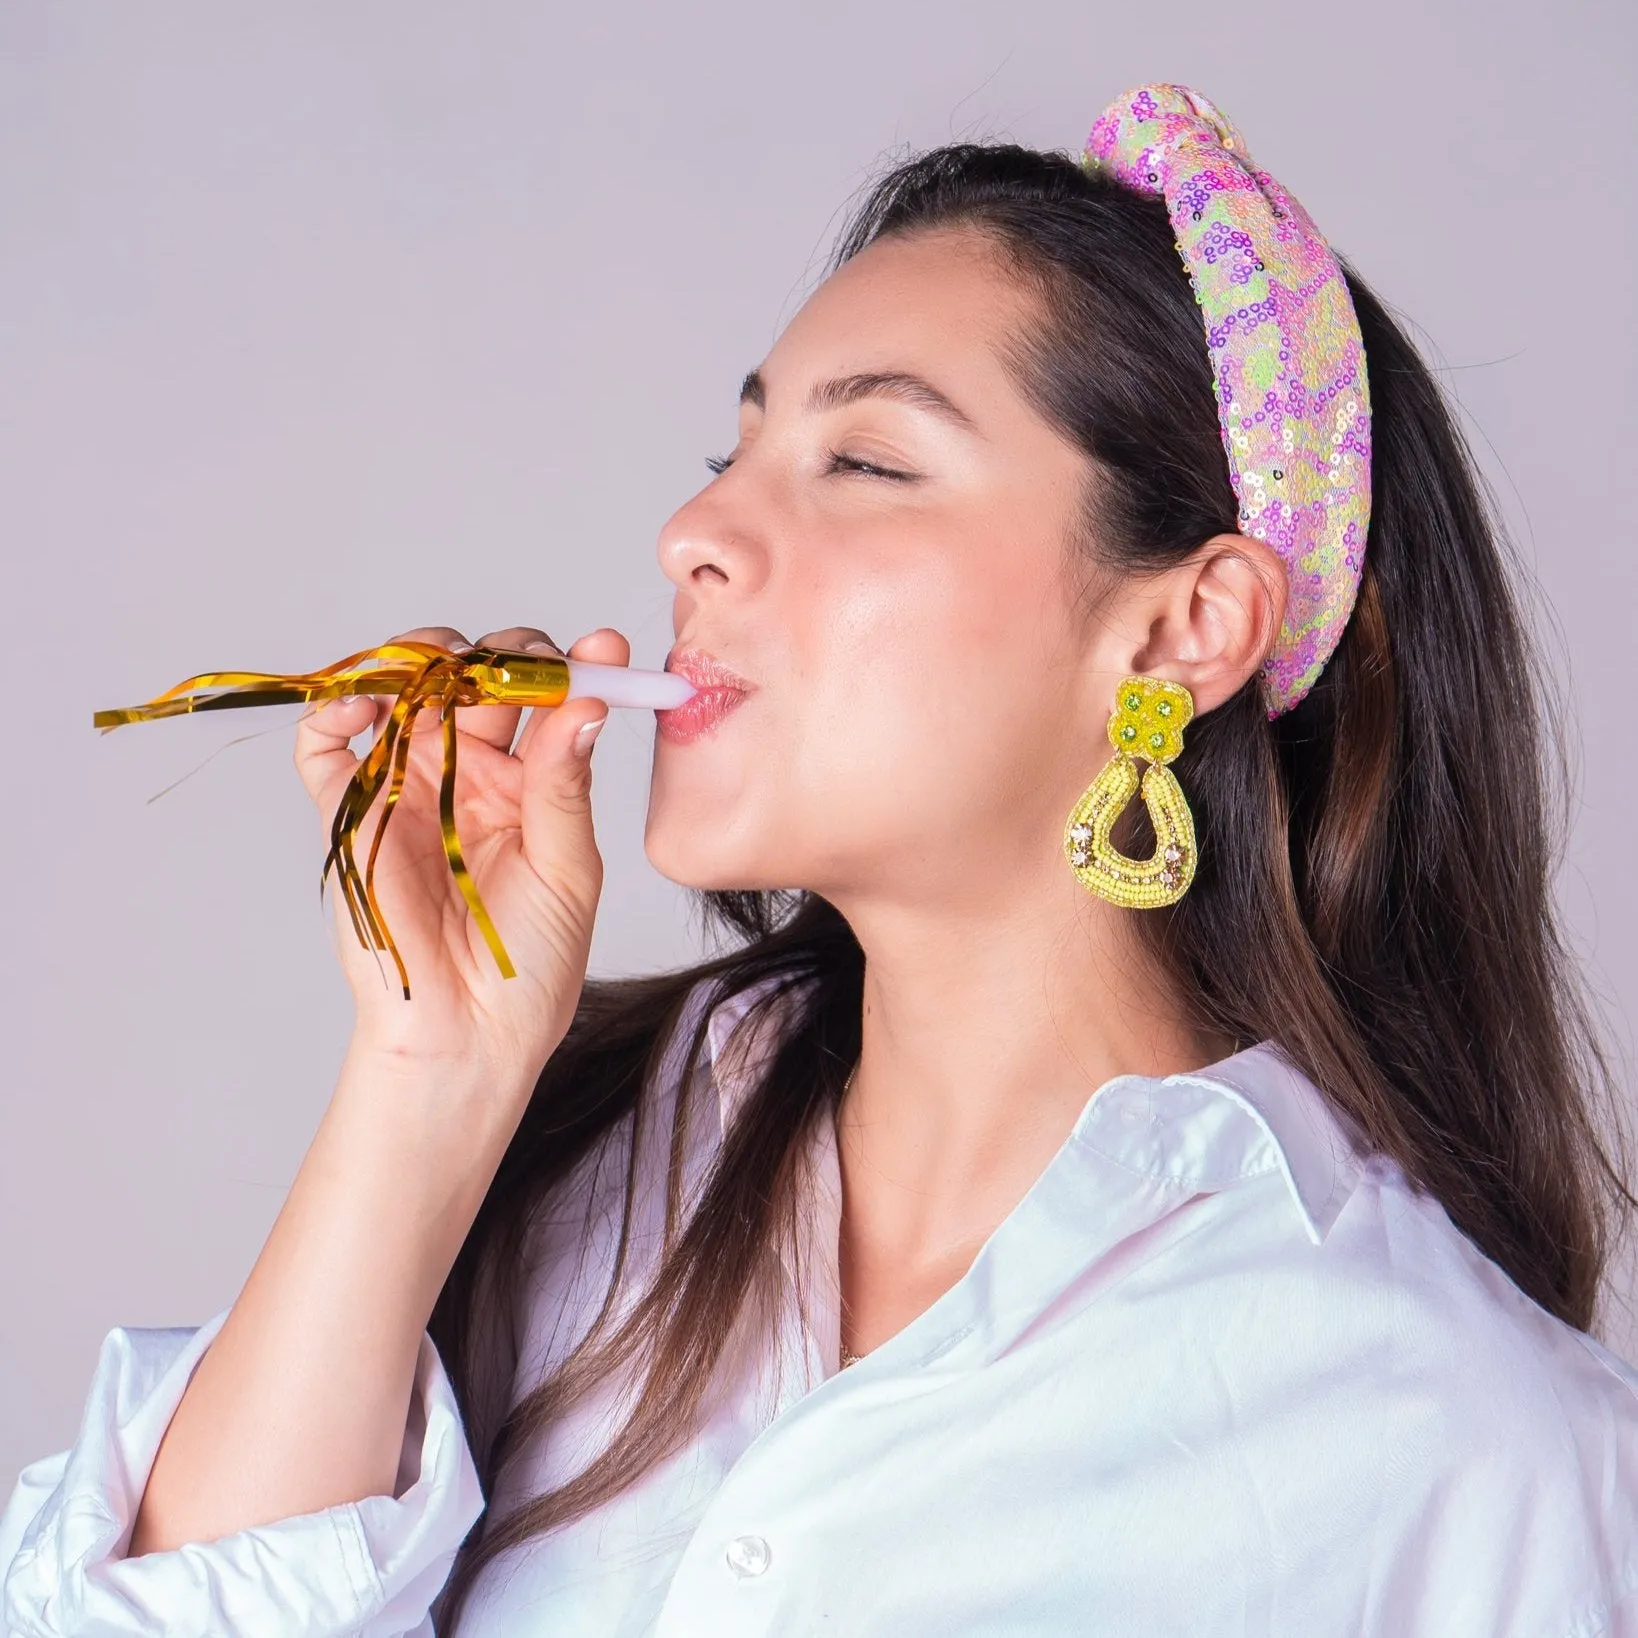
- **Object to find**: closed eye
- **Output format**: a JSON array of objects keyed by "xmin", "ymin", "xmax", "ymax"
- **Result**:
[
  {"xmin": 823, "ymin": 450, "xmax": 915, "ymax": 481},
  {"xmin": 703, "ymin": 450, "xmax": 918, "ymax": 481}
]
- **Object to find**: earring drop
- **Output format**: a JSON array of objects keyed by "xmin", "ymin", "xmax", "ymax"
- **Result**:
[{"xmin": 1064, "ymin": 675, "xmax": 1198, "ymax": 908}]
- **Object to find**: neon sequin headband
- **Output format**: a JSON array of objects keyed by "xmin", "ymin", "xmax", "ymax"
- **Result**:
[{"xmin": 1082, "ymin": 84, "xmax": 1372, "ymax": 719}]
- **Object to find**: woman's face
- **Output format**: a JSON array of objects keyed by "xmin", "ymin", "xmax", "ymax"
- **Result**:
[{"xmin": 645, "ymin": 226, "xmax": 1126, "ymax": 908}]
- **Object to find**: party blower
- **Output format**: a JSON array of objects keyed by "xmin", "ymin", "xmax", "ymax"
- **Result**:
[{"xmin": 93, "ymin": 640, "xmax": 699, "ymax": 998}]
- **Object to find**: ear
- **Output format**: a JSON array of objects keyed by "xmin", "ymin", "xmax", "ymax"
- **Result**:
[{"xmin": 1125, "ymin": 533, "xmax": 1289, "ymax": 715}]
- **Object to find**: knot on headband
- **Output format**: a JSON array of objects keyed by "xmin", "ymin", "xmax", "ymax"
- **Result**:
[{"xmin": 1083, "ymin": 84, "xmax": 1373, "ymax": 719}]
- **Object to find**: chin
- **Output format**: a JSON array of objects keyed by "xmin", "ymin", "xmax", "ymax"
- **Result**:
[
  {"xmin": 644, "ymin": 803, "xmax": 800, "ymax": 893},
  {"xmin": 644, "ymin": 847, "xmax": 769, "ymax": 895},
  {"xmin": 643, "ymin": 809, "xmax": 745, "ymax": 893},
  {"xmin": 645, "ymin": 737, "xmax": 802, "ymax": 891}
]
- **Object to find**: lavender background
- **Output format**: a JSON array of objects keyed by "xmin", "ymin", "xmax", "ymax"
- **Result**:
[{"xmin": 2, "ymin": 0, "xmax": 1633, "ymax": 1482}]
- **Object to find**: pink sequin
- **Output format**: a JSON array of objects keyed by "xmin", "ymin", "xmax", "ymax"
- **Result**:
[{"xmin": 1083, "ymin": 85, "xmax": 1373, "ymax": 719}]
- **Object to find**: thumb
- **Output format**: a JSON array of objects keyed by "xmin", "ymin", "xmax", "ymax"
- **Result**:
[{"xmin": 519, "ymin": 696, "xmax": 609, "ymax": 849}]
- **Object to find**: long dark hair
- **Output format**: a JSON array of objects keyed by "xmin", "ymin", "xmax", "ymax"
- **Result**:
[{"xmin": 428, "ymin": 143, "xmax": 1634, "ymax": 1631}]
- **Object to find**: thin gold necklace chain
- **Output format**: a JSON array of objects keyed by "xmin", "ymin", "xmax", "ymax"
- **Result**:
[{"xmin": 838, "ymin": 1062, "xmax": 863, "ymax": 1369}]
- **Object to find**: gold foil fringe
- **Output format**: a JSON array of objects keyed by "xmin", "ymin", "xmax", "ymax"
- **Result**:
[{"xmin": 94, "ymin": 642, "xmax": 573, "ymax": 998}]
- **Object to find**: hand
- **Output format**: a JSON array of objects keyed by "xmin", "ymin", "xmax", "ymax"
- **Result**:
[{"xmin": 293, "ymin": 623, "xmax": 623, "ymax": 1094}]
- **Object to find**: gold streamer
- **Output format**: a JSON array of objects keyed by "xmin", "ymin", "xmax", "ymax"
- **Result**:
[{"xmin": 94, "ymin": 642, "xmax": 573, "ymax": 998}]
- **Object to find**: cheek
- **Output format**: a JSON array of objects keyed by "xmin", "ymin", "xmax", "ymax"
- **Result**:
[
  {"xmin": 783, "ymin": 545, "xmax": 1059, "ymax": 810},
  {"xmin": 790, "ymin": 542, "xmax": 981, "ymax": 711}
]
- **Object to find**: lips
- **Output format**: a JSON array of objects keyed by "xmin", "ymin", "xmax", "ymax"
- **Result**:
[{"xmin": 658, "ymin": 647, "xmax": 753, "ymax": 745}]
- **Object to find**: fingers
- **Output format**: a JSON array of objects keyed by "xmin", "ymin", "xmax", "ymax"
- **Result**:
[
  {"xmin": 565, "ymin": 627, "xmax": 631, "ymax": 668},
  {"xmin": 293, "ymin": 694, "xmax": 381, "ymax": 805},
  {"xmin": 293, "ymin": 624, "xmax": 633, "ymax": 808},
  {"xmin": 389, "ymin": 625, "xmax": 475, "ymax": 652},
  {"xmin": 515, "ymin": 627, "xmax": 629, "ymax": 758},
  {"xmin": 517, "ymin": 662, "xmax": 611, "ymax": 864},
  {"xmin": 477, "ymin": 624, "xmax": 563, "ymax": 655},
  {"xmin": 293, "ymin": 626, "xmax": 468, "ymax": 805},
  {"xmin": 451, "ymin": 626, "xmax": 563, "ymax": 753}
]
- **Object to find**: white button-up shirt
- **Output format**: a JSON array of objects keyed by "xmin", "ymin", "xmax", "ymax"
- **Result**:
[{"xmin": 5, "ymin": 972, "xmax": 1637, "ymax": 1636}]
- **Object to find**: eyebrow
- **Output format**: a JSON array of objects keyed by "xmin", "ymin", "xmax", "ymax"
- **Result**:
[{"xmin": 738, "ymin": 367, "xmax": 979, "ymax": 434}]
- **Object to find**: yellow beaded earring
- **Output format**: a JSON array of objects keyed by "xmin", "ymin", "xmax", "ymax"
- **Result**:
[{"xmin": 1063, "ymin": 675, "xmax": 1197, "ymax": 908}]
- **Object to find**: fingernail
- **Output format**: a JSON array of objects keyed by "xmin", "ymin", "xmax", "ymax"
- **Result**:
[
  {"xmin": 573, "ymin": 716, "xmax": 606, "ymax": 757},
  {"xmin": 526, "ymin": 638, "xmax": 564, "ymax": 655}
]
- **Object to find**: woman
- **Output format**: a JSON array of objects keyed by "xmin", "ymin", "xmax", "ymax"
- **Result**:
[{"xmin": 4, "ymin": 83, "xmax": 1635, "ymax": 1637}]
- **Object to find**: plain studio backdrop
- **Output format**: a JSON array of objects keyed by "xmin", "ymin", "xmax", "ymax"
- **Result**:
[{"xmin": 1, "ymin": 2, "xmax": 1634, "ymax": 1486}]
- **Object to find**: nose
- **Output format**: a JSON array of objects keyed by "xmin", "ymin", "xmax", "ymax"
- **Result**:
[{"xmin": 656, "ymin": 485, "xmax": 768, "ymax": 596}]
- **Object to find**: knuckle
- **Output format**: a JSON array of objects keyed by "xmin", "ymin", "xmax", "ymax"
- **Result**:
[
  {"xmin": 390, "ymin": 626, "xmax": 468, "ymax": 649},
  {"xmin": 483, "ymin": 626, "xmax": 559, "ymax": 654}
]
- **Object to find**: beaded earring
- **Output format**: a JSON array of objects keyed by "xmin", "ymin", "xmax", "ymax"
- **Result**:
[{"xmin": 1063, "ymin": 675, "xmax": 1197, "ymax": 908}]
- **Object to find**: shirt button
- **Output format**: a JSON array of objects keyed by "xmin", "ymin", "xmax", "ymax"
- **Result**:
[{"xmin": 725, "ymin": 1534, "xmax": 772, "ymax": 1578}]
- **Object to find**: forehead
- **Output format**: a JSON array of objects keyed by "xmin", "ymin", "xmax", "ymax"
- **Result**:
[{"xmin": 762, "ymin": 228, "xmax": 1039, "ymax": 394}]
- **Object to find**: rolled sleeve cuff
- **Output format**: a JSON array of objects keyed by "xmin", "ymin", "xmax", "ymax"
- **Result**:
[{"xmin": 2, "ymin": 1312, "xmax": 485, "ymax": 1638}]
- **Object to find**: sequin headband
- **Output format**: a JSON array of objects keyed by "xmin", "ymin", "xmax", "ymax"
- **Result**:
[{"xmin": 1082, "ymin": 84, "xmax": 1372, "ymax": 718}]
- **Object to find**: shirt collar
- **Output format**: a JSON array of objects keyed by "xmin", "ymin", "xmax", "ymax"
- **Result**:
[
  {"xmin": 702, "ymin": 973, "xmax": 1365, "ymax": 1250},
  {"xmin": 1072, "ymin": 1040, "xmax": 1367, "ymax": 1245}
]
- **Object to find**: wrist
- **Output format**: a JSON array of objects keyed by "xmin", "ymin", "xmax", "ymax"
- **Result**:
[{"xmin": 335, "ymin": 1030, "xmax": 543, "ymax": 1152}]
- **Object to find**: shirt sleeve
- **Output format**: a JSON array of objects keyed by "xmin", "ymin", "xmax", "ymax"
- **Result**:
[{"xmin": 0, "ymin": 1309, "xmax": 486, "ymax": 1638}]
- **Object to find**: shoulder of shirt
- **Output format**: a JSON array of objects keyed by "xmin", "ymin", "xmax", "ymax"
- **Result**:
[
  {"xmin": 1169, "ymin": 1042, "xmax": 1638, "ymax": 1386},
  {"xmin": 1094, "ymin": 1032, "xmax": 1638, "ymax": 1482}
]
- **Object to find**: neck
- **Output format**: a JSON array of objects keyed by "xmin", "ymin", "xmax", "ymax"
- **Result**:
[{"xmin": 829, "ymin": 886, "xmax": 1237, "ymax": 1275}]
